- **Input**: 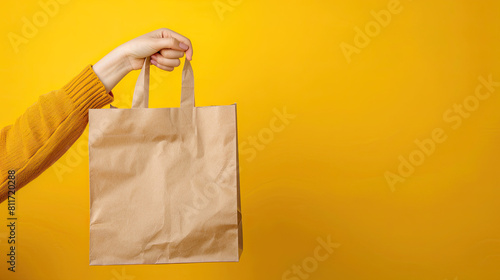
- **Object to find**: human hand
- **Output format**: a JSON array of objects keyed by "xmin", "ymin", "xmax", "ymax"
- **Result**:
[
  {"xmin": 93, "ymin": 28, "xmax": 193, "ymax": 93},
  {"xmin": 118, "ymin": 28, "xmax": 193, "ymax": 71}
]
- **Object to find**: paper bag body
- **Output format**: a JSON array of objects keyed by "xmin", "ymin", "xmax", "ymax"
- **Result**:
[{"xmin": 88, "ymin": 105, "xmax": 242, "ymax": 265}]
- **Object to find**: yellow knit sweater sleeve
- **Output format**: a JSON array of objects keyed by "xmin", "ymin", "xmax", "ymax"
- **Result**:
[{"xmin": 0, "ymin": 65, "xmax": 113, "ymax": 203}]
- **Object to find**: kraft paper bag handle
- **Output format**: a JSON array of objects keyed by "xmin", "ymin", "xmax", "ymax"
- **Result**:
[{"xmin": 131, "ymin": 57, "xmax": 195, "ymax": 109}]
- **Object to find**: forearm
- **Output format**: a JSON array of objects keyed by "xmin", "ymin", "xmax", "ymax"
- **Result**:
[{"xmin": 0, "ymin": 66, "xmax": 113, "ymax": 203}]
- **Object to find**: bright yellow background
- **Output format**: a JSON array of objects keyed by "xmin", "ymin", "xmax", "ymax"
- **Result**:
[{"xmin": 1, "ymin": 0, "xmax": 500, "ymax": 279}]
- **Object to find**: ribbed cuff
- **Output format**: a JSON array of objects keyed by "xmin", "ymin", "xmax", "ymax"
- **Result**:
[{"xmin": 62, "ymin": 65, "xmax": 114, "ymax": 117}]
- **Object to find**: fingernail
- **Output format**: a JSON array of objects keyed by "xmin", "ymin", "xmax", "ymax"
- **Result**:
[{"xmin": 179, "ymin": 42, "xmax": 189, "ymax": 50}]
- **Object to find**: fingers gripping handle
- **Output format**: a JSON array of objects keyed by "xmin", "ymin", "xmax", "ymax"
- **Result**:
[{"xmin": 131, "ymin": 57, "xmax": 194, "ymax": 109}]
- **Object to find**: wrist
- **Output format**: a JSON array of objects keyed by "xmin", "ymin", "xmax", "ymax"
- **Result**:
[
  {"xmin": 93, "ymin": 47, "xmax": 131, "ymax": 93},
  {"xmin": 112, "ymin": 45, "xmax": 134, "ymax": 72}
]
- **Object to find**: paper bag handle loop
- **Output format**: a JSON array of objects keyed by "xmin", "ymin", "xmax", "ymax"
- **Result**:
[{"xmin": 131, "ymin": 57, "xmax": 194, "ymax": 109}]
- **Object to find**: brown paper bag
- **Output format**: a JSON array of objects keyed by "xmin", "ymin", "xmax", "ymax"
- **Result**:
[{"xmin": 88, "ymin": 57, "xmax": 242, "ymax": 265}]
